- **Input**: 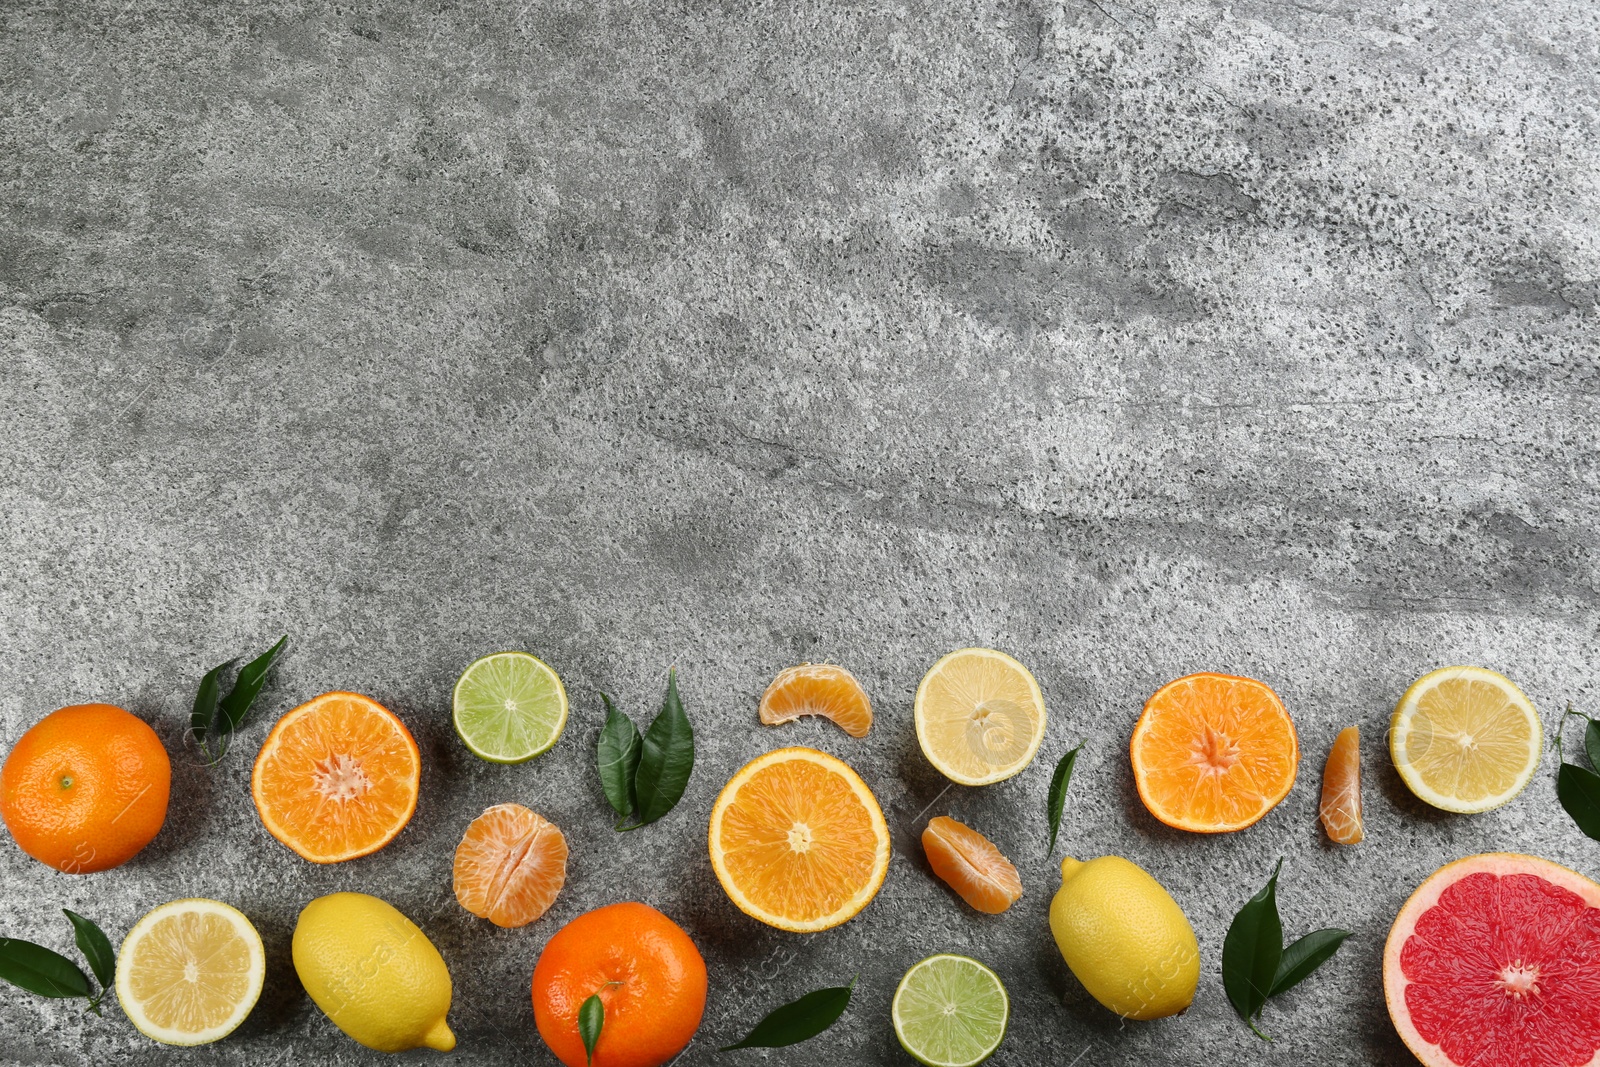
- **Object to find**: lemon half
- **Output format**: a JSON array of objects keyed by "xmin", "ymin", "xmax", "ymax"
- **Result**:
[
  {"xmin": 915, "ymin": 648, "xmax": 1047, "ymax": 786},
  {"xmin": 116, "ymin": 898, "xmax": 265, "ymax": 1046},
  {"xmin": 1390, "ymin": 666, "xmax": 1542, "ymax": 814}
]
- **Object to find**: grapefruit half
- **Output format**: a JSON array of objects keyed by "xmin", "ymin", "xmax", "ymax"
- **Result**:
[{"xmin": 1384, "ymin": 853, "xmax": 1600, "ymax": 1067}]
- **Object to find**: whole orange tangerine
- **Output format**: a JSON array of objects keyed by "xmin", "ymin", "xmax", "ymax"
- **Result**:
[
  {"xmin": 0, "ymin": 703, "xmax": 171, "ymax": 873},
  {"xmin": 531, "ymin": 902, "xmax": 706, "ymax": 1067}
]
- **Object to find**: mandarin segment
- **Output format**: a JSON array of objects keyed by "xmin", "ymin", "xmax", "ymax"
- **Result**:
[
  {"xmin": 708, "ymin": 747, "xmax": 890, "ymax": 932},
  {"xmin": 758, "ymin": 663, "xmax": 873, "ymax": 738},
  {"xmin": 251, "ymin": 692, "xmax": 421, "ymax": 863},
  {"xmin": 453, "ymin": 803, "xmax": 568, "ymax": 928},
  {"xmin": 1319, "ymin": 726, "xmax": 1364, "ymax": 845},
  {"xmin": 922, "ymin": 816, "xmax": 1022, "ymax": 915},
  {"xmin": 1130, "ymin": 673, "xmax": 1298, "ymax": 833}
]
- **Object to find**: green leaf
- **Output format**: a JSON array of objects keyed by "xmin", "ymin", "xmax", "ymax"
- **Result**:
[
  {"xmin": 1558, "ymin": 762, "xmax": 1600, "ymax": 841},
  {"xmin": 1587, "ymin": 718, "xmax": 1600, "ymax": 772},
  {"xmin": 627, "ymin": 668, "xmax": 694, "ymax": 830},
  {"xmin": 1268, "ymin": 928, "xmax": 1351, "ymax": 999},
  {"xmin": 1045, "ymin": 743, "xmax": 1082, "ymax": 856},
  {"xmin": 720, "ymin": 977, "xmax": 855, "ymax": 1050},
  {"xmin": 218, "ymin": 635, "xmax": 287, "ymax": 734},
  {"xmin": 596, "ymin": 693, "xmax": 642, "ymax": 819},
  {"xmin": 62, "ymin": 911, "xmax": 114, "ymax": 991},
  {"xmin": 0, "ymin": 939, "xmax": 92, "ymax": 1000},
  {"xmin": 1223, "ymin": 858, "xmax": 1284, "ymax": 1040},
  {"xmin": 189, "ymin": 657, "xmax": 236, "ymax": 757},
  {"xmin": 579, "ymin": 992, "xmax": 604, "ymax": 1067}
]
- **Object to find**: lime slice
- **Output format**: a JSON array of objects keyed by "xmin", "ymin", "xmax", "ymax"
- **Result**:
[
  {"xmin": 892, "ymin": 954, "xmax": 1009, "ymax": 1067},
  {"xmin": 453, "ymin": 652, "xmax": 568, "ymax": 763}
]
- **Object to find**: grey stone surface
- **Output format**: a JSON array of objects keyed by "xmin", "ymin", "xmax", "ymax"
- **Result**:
[{"xmin": 2, "ymin": 0, "xmax": 1598, "ymax": 1063}]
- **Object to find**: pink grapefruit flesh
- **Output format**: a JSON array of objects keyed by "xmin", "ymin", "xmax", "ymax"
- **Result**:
[{"xmin": 1384, "ymin": 853, "xmax": 1600, "ymax": 1067}]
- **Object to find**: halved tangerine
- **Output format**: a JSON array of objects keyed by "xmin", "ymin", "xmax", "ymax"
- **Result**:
[
  {"xmin": 922, "ymin": 816, "xmax": 1022, "ymax": 915},
  {"xmin": 1130, "ymin": 672, "xmax": 1298, "ymax": 833},
  {"xmin": 250, "ymin": 692, "xmax": 421, "ymax": 863},
  {"xmin": 759, "ymin": 664, "xmax": 873, "ymax": 738},
  {"xmin": 454, "ymin": 803, "xmax": 568, "ymax": 928},
  {"xmin": 708, "ymin": 747, "xmax": 890, "ymax": 933}
]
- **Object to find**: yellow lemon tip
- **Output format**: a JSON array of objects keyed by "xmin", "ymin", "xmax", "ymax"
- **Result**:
[
  {"xmin": 1059, "ymin": 856, "xmax": 1083, "ymax": 881},
  {"xmin": 423, "ymin": 1019, "xmax": 456, "ymax": 1051}
]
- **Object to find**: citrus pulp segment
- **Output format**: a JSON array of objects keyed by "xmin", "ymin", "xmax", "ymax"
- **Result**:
[
  {"xmin": 1384, "ymin": 853, "xmax": 1600, "ymax": 1067},
  {"xmin": 452, "ymin": 651, "xmax": 569, "ymax": 763},
  {"xmin": 1320, "ymin": 725, "xmax": 1364, "ymax": 844},
  {"xmin": 251, "ymin": 691, "xmax": 421, "ymax": 863},
  {"xmin": 708, "ymin": 746, "xmax": 890, "ymax": 932},
  {"xmin": 454, "ymin": 803, "xmax": 568, "ymax": 927},
  {"xmin": 759, "ymin": 663, "xmax": 873, "ymax": 738},
  {"xmin": 1130, "ymin": 672, "xmax": 1298, "ymax": 833},
  {"xmin": 922, "ymin": 816, "xmax": 1023, "ymax": 914},
  {"xmin": 914, "ymin": 648, "xmax": 1047, "ymax": 786},
  {"xmin": 115, "ymin": 898, "xmax": 265, "ymax": 1046},
  {"xmin": 892, "ymin": 954, "xmax": 1009, "ymax": 1067},
  {"xmin": 1389, "ymin": 666, "xmax": 1542, "ymax": 813}
]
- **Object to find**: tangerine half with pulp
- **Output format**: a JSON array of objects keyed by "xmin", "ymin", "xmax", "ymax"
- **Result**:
[
  {"xmin": 251, "ymin": 692, "xmax": 420, "ymax": 863},
  {"xmin": 1130, "ymin": 672, "xmax": 1298, "ymax": 833}
]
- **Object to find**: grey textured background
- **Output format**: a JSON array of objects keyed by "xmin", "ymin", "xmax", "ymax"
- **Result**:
[{"xmin": 2, "ymin": 0, "xmax": 1598, "ymax": 1064}]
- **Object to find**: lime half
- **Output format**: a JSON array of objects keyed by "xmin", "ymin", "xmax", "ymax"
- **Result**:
[
  {"xmin": 453, "ymin": 652, "xmax": 568, "ymax": 763},
  {"xmin": 892, "ymin": 954, "xmax": 1009, "ymax": 1067}
]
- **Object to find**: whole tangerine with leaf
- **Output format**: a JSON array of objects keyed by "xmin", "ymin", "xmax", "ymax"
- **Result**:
[
  {"xmin": 0, "ymin": 703, "xmax": 171, "ymax": 873},
  {"xmin": 531, "ymin": 902, "xmax": 706, "ymax": 1067}
]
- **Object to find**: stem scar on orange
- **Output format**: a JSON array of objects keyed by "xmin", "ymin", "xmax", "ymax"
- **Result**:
[
  {"xmin": 1130, "ymin": 672, "xmax": 1299, "ymax": 833},
  {"xmin": 531, "ymin": 902, "xmax": 706, "ymax": 1067},
  {"xmin": 0, "ymin": 703, "xmax": 171, "ymax": 873},
  {"xmin": 250, "ymin": 692, "xmax": 420, "ymax": 863}
]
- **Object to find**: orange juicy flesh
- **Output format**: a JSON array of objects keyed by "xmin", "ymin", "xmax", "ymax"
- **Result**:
[
  {"xmin": 1132, "ymin": 673, "xmax": 1299, "ymax": 832},
  {"xmin": 252, "ymin": 693, "xmax": 420, "ymax": 863},
  {"xmin": 454, "ymin": 804, "xmax": 568, "ymax": 928},
  {"xmin": 1320, "ymin": 726, "xmax": 1365, "ymax": 844},
  {"xmin": 716, "ymin": 757, "xmax": 880, "ymax": 923},
  {"xmin": 922, "ymin": 816, "xmax": 1022, "ymax": 914},
  {"xmin": 759, "ymin": 665, "xmax": 873, "ymax": 738}
]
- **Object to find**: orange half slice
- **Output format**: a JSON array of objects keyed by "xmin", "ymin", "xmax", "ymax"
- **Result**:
[
  {"xmin": 708, "ymin": 747, "xmax": 890, "ymax": 933},
  {"xmin": 1130, "ymin": 672, "xmax": 1299, "ymax": 833},
  {"xmin": 250, "ymin": 692, "xmax": 421, "ymax": 863}
]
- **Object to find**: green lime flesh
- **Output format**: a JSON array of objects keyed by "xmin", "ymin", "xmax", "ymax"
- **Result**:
[
  {"xmin": 452, "ymin": 651, "xmax": 568, "ymax": 763},
  {"xmin": 892, "ymin": 954, "xmax": 1009, "ymax": 1067}
]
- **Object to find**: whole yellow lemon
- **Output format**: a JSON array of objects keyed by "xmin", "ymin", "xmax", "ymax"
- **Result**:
[
  {"xmin": 292, "ymin": 892, "xmax": 456, "ymax": 1052},
  {"xmin": 1049, "ymin": 856, "xmax": 1199, "ymax": 1020}
]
